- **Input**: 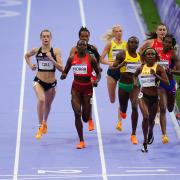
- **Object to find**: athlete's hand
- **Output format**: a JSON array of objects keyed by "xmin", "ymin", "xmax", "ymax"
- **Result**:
[
  {"xmin": 46, "ymin": 52, "xmax": 53, "ymax": 60},
  {"xmin": 150, "ymin": 69, "xmax": 156, "ymax": 75},
  {"xmin": 60, "ymin": 73, "xmax": 67, "ymax": 80},
  {"xmin": 30, "ymin": 64, "xmax": 37, "ymax": 71},
  {"xmin": 92, "ymin": 80, "xmax": 98, "ymax": 87}
]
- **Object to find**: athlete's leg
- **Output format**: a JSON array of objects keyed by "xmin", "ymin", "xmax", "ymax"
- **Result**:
[
  {"xmin": 159, "ymin": 88, "xmax": 167, "ymax": 135},
  {"xmin": 130, "ymin": 87, "xmax": 139, "ymax": 136},
  {"xmin": 82, "ymin": 94, "xmax": 92, "ymax": 123},
  {"xmin": 148, "ymin": 99, "xmax": 158, "ymax": 144},
  {"xmin": 167, "ymin": 93, "xmax": 175, "ymax": 112},
  {"xmin": 118, "ymin": 88, "xmax": 129, "ymax": 115},
  {"xmin": 71, "ymin": 89, "xmax": 83, "ymax": 142},
  {"xmin": 107, "ymin": 75, "xmax": 117, "ymax": 103},
  {"xmin": 33, "ymin": 83, "xmax": 45, "ymax": 125},
  {"xmin": 44, "ymin": 87, "xmax": 56, "ymax": 122},
  {"xmin": 139, "ymin": 98, "xmax": 149, "ymax": 144}
]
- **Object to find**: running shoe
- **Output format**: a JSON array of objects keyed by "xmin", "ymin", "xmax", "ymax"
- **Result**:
[
  {"xmin": 162, "ymin": 134, "xmax": 169, "ymax": 144},
  {"xmin": 120, "ymin": 112, "xmax": 127, "ymax": 119},
  {"xmin": 130, "ymin": 135, "xmax": 138, "ymax": 144},
  {"xmin": 116, "ymin": 120, "xmax": 122, "ymax": 131},
  {"xmin": 148, "ymin": 133, "xmax": 154, "ymax": 144},
  {"xmin": 35, "ymin": 127, "xmax": 43, "ymax": 139},
  {"xmin": 88, "ymin": 119, "xmax": 95, "ymax": 131},
  {"xmin": 141, "ymin": 143, "xmax": 148, "ymax": 152},
  {"xmin": 76, "ymin": 141, "xmax": 86, "ymax": 149}
]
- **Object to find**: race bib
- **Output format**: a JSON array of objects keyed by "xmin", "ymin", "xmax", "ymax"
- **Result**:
[
  {"xmin": 140, "ymin": 75, "xmax": 155, "ymax": 87},
  {"xmin": 126, "ymin": 62, "xmax": 141, "ymax": 73},
  {"xmin": 158, "ymin": 61, "xmax": 169, "ymax": 69},
  {"xmin": 112, "ymin": 50, "xmax": 121, "ymax": 60},
  {"xmin": 38, "ymin": 58, "xmax": 54, "ymax": 70},
  {"xmin": 72, "ymin": 64, "xmax": 87, "ymax": 74}
]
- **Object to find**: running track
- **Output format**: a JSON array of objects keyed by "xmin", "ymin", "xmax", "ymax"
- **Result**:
[{"xmin": 0, "ymin": 0, "xmax": 180, "ymax": 180}]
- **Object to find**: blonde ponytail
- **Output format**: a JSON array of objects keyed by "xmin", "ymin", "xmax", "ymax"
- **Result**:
[{"xmin": 101, "ymin": 24, "xmax": 122, "ymax": 42}]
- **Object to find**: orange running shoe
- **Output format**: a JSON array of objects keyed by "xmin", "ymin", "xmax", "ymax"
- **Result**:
[
  {"xmin": 76, "ymin": 141, "xmax": 86, "ymax": 149},
  {"xmin": 120, "ymin": 112, "xmax": 127, "ymax": 119},
  {"xmin": 35, "ymin": 127, "xmax": 43, "ymax": 139},
  {"xmin": 41, "ymin": 122, "xmax": 47, "ymax": 134},
  {"xmin": 88, "ymin": 119, "xmax": 95, "ymax": 131},
  {"xmin": 116, "ymin": 120, "xmax": 122, "ymax": 131},
  {"xmin": 162, "ymin": 134, "xmax": 169, "ymax": 144},
  {"xmin": 130, "ymin": 135, "xmax": 138, "ymax": 144}
]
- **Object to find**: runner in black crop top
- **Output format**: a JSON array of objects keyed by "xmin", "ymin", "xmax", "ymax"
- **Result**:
[{"xmin": 25, "ymin": 29, "xmax": 63, "ymax": 140}]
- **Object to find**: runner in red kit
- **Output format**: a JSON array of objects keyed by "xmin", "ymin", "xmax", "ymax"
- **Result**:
[{"xmin": 61, "ymin": 40, "xmax": 100, "ymax": 149}]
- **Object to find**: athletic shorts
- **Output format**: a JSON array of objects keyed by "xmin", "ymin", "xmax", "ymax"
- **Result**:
[
  {"xmin": 118, "ymin": 82, "xmax": 134, "ymax": 93},
  {"xmin": 72, "ymin": 80, "xmax": 93, "ymax": 95},
  {"xmin": 107, "ymin": 68, "xmax": 120, "ymax": 81},
  {"xmin": 33, "ymin": 76, "xmax": 57, "ymax": 92},
  {"xmin": 140, "ymin": 93, "xmax": 158, "ymax": 106},
  {"xmin": 159, "ymin": 79, "xmax": 176, "ymax": 94}
]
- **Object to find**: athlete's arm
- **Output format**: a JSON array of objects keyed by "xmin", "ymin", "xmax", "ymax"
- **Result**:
[
  {"xmin": 170, "ymin": 51, "xmax": 180, "ymax": 75},
  {"xmin": 90, "ymin": 56, "xmax": 101, "ymax": 86},
  {"xmin": 152, "ymin": 65, "xmax": 169, "ymax": 86},
  {"xmin": 69, "ymin": 46, "xmax": 77, "ymax": 57},
  {"xmin": 46, "ymin": 48, "xmax": 64, "ymax": 72},
  {"xmin": 24, "ymin": 48, "xmax": 38, "ymax": 71},
  {"xmin": 60, "ymin": 56, "xmax": 73, "ymax": 80},
  {"xmin": 112, "ymin": 50, "xmax": 126, "ymax": 68},
  {"xmin": 133, "ymin": 66, "xmax": 142, "ymax": 87},
  {"xmin": 100, "ymin": 42, "xmax": 113, "ymax": 66}
]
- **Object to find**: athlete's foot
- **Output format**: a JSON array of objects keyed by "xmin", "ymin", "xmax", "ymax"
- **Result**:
[
  {"xmin": 148, "ymin": 133, "xmax": 154, "ymax": 145},
  {"xmin": 76, "ymin": 141, "xmax": 86, "ymax": 149},
  {"xmin": 116, "ymin": 120, "xmax": 123, "ymax": 131},
  {"xmin": 35, "ymin": 127, "xmax": 43, "ymax": 139},
  {"xmin": 130, "ymin": 135, "xmax": 138, "ymax": 144},
  {"xmin": 141, "ymin": 143, "xmax": 148, "ymax": 152},
  {"xmin": 162, "ymin": 134, "xmax": 169, "ymax": 144},
  {"xmin": 41, "ymin": 121, "xmax": 47, "ymax": 134},
  {"xmin": 88, "ymin": 119, "xmax": 95, "ymax": 131}
]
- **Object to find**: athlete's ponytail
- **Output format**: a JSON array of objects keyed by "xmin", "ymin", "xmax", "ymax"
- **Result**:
[{"xmin": 101, "ymin": 24, "xmax": 122, "ymax": 42}]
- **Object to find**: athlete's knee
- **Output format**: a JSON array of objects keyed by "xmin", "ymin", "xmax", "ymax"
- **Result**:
[
  {"xmin": 132, "ymin": 105, "xmax": 138, "ymax": 112},
  {"xmin": 38, "ymin": 98, "xmax": 45, "ymax": 104},
  {"xmin": 160, "ymin": 107, "xmax": 166, "ymax": 114}
]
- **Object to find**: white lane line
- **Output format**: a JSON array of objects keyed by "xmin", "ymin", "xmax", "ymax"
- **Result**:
[
  {"xmin": 170, "ymin": 112, "xmax": 180, "ymax": 140},
  {"xmin": 78, "ymin": 0, "xmax": 108, "ymax": 180},
  {"xmin": 125, "ymin": 169, "xmax": 168, "ymax": 173},
  {"xmin": 13, "ymin": 0, "xmax": 32, "ymax": 180},
  {"xmin": 3, "ymin": 173, "xmax": 180, "ymax": 180},
  {"xmin": 118, "ymin": 166, "xmax": 176, "ymax": 169}
]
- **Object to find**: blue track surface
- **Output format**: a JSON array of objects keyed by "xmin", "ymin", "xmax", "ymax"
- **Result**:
[{"xmin": 0, "ymin": 0, "xmax": 180, "ymax": 180}]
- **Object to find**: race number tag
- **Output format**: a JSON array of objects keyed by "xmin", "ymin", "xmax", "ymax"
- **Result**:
[
  {"xmin": 38, "ymin": 58, "xmax": 54, "ymax": 70},
  {"xmin": 112, "ymin": 50, "xmax": 121, "ymax": 60},
  {"xmin": 72, "ymin": 64, "xmax": 87, "ymax": 74},
  {"xmin": 140, "ymin": 75, "xmax": 155, "ymax": 87},
  {"xmin": 158, "ymin": 61, "xmax": 169, "ymax": 69},
  {"xmin": 126, "ymin": 62, "xmax": 141, "ymax": 73}
]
